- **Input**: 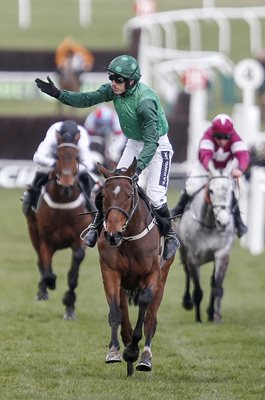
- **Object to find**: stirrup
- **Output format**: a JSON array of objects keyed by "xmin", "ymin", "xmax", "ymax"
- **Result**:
[{"xmin": 163, "ymin": 236, "xmax": 181, "ymax": 260}]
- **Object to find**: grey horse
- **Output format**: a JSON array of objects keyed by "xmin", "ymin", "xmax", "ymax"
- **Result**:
[{"xmin": 176, "ymin": 162, "xmax": 236, "ymax": 323}]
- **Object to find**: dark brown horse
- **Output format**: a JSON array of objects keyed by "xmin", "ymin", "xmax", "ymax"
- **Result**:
[
  {"xmin": 96, "ymin": 158, "xmax": 175, "ymax": 376},
  {"xmin": 25, "ymin": 135, "xmax": 93, "ymax": 319}
]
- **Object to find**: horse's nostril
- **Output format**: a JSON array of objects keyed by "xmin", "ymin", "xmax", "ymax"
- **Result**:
[{"xmin": 105, "ymin": 231, "xmax": 123, "ymax": 247}]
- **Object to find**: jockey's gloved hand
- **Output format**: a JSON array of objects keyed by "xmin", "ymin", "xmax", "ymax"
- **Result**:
[{"xmin": 35, "ymin": 76, "xmax": 61, "ymax": 98}]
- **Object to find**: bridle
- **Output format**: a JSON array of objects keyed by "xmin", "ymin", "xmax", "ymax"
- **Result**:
[
  {"xmin": 55, "ymin": 143, "xmax": 79, "ymax": 186},
  {"xmin": 189, "ymin": 175, "xmax": 233, "ymax": 229},
  {"xmin": 103, "ymin": 175, "xmax": 155, "ymax": 241},
  {"xmin": 103, "ymin": 176, "xmax": 139, "ymax": 234}
]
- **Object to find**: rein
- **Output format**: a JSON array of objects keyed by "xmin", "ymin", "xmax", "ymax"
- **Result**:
[{"xmin": 103, "ymin": 175, "xmax": 155, "ymax": 241}]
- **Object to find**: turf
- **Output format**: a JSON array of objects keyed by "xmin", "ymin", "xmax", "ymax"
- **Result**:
[{"xmin": 0, "ymin": 188, "xmax": 264, "ymax": 399}]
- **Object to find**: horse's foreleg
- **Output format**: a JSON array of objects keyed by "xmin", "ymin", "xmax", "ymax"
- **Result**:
[
  {"xmin": 189, "ymin": 262, "xmax": 203, "ymax": 322},
  {"xmin": 123, "ymin": 286, "xmax": 153, "ymax": 370},
  {"xmin": 137, "ymin": 259, "xmax": 172, "ymax": 372},
  {"xmin": 100, "ymin": 266, "xmax": 123, "ymax": 363},
  {"xmin": 39, "ymin": 243, "xmax": 57, "ymax": 290},
  {"xmin": 36, "ymin": 259, "xmax": 48, "ymax": 301},
  {"xmin": 106, "ymin": 297, "xmax": 123, "ymax": 364},
  {"xmin": 182, "ymin": 263, "xmax": 194, "ymax": 311},
  {"xmin": 62, "ymin": 245, "xmax": 85, "ymax": 320},
  {"xmin": 208, "ymin": 255, "xmax": 229, "ymax": 323},
  {"xmin": 120, "ymin": 288, "xmax": 133, "ymax": 346}
]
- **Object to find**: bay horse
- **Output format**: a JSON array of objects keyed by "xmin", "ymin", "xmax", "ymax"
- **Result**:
[
  {"xmin": 25, "ymin": 133, "xmax": 93, "ymax": 319},
  {"xmin": 177, "ymin": 162, "xmax": 236, "ymax": 323},
  {"xmin": 96, "ymin": 158, "xmax": 175, "ymax": 376}
]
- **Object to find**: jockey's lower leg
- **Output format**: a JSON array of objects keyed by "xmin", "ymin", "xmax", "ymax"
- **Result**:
[
  {"xmin": 155, "ymin": 203, "xmax": 180, "ymax": 259},
  {"xmin": 83, "ymin": 190, "xmax": 104, "ymax": 247}
]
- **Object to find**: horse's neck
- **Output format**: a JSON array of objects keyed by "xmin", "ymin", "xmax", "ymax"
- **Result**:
[{"xmin": 127, "ymin": 198, "xmax": 152, "ymax": 235}]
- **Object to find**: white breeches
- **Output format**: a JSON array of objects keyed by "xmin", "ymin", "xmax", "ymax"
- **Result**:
[{"xmin": 117, "ymin": 135, "xmax": 173, "ymax": 209}]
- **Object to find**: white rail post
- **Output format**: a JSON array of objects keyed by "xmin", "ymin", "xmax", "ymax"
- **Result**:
[
  {"xmin": 248, "ymin": 167, "xmax": 265, "ymax": 255},
  {"xmin": 79, "ymin": 0, "xmax": 91, "ymax": 27},
  {"xmin": 234, "ymin": 58, "xmax": 264, "ymax": 146},
  {"xmin": 18, "ymin": 0, "xmax": 31, "ymax": 29}
]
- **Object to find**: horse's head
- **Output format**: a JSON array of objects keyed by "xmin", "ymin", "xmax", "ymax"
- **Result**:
[
  {"xmin": 54, "ymin": 143, "xmax": 79, "ymax": 197},
  {"xmin": 97, "ymin": 158, "xmax": 138, "ymax": 247},
  {"xmin": 207, "ymin": 162, "xmax": 234, "ymax": 228}
]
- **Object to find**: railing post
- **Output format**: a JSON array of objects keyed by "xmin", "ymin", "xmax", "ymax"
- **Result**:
[{"xmin": 18, "ymin": 0, "xmax": 31, "ymax": 29}]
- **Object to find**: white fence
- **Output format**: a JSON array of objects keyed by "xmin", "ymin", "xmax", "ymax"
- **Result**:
[
  {"xmin": 124, "ymin": 7, "xmax": 265, "ymax": 87},
  {"xmin": 17, "ymin": 0, "xmax": 92, "ymax": 28}
]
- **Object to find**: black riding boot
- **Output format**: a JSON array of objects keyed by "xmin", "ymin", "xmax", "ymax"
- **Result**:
[
  {"xmin": 83, "ymin": 191, "xmax": 104, "ymax": 247},
  {"xmin": 156, "ymin": 203, "xmax": 181, "ymax": 260},
  {"xmin": 232, "ymin": 195, "xmax": 248, "ymax": 238},
  {"xmin": 78, "ymin": 172, "xmax": 97, "ymax": 212},
  {"xmin": 170, "ymin": 190, "xmax": 191, "ymax": 217},
  {"xmin": 22, "ymin": 172, "xmax": 49, "ymax": 216}
]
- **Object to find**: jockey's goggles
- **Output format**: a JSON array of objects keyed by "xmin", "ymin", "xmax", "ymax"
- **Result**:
[
  {"xmin": 108, "ymin": 74, "xmax": 127, "ymax": 84},
  {"xmin": 213, "ymin": 133, "xmax": 231, "ymax": 140}
]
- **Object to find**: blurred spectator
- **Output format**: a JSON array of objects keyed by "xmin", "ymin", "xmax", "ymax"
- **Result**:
[
  {"xmin": 55, "ymin": 37, "xmax": 94, "ymax": 91},
  {"xmin": 84, "ymin": 105, "xmax": 126, "ymax": 169}
]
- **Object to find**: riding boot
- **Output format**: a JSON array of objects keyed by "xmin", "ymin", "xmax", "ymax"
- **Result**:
[
  {"xmin": 78, "ymin": 172, "xmax": 97, "ymax": 212},
  {"xmin": 156, "ymin": 203, "xmax": 181, "ymax": 260},
  {"xmin": 83, "ymin": 191, "xmax": 104, "ymax": 247},
  {"xmin": 84, "ymin": 211, "xmax": 104, "ymax": 247},
  {"xmin": 232, "ymin": 195, "xmax": 248, "ymax": 238},
  {"xmin": 170, "ymin": 190, "xmax": 191, "ymax": 217},
  {"xmin": 22, "ymin": 172, "xmax": 49, "ymax": 216}
]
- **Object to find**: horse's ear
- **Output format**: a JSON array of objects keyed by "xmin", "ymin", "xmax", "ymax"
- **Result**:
[
  {"xmin": 97, "ymin": 162, "xmax": 113, "ymax": 179},
  {"xmin": 125, "ymin": 157, "xmax": 137, "ymax": 177}
]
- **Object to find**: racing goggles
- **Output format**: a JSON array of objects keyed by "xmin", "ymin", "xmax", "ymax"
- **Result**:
[
  {"xmin": 108, "ymin": 74, "xmax": 127, "ymax": 84},
  {"xmin": 213, "ymin": 133, "xmax": 231, "ymax": 140}
]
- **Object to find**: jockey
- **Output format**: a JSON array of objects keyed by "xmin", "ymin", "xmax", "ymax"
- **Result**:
[
  {"xmin": 35, "ymin": 55, "xmax": 180, "ymax": 260},
  {"xmin": 22, "ymin": 120, "xmax": 95, "ymax": 215},
  {"xmin": 84, "ymin": 104, "xmax": 126, "ymax": 164},
  {"xmin": 171, "ymin": 113, "xmax": 250, "ymax": 238}
]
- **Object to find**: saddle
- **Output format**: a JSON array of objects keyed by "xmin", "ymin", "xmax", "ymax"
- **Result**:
[{"xmin": 137, "ymin": 185, "xmax": 171, "ymax": 237}]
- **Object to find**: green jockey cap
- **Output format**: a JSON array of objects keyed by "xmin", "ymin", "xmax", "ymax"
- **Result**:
[{"xmin": 106, "ymin": 55, "xmax": 141, "ymax": 81}]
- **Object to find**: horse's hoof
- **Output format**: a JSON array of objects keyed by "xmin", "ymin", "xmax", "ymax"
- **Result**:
[
  {"xmin": 63, "ymin": 308, "xmax": 76, "ymax": 320},
  {"xmin": 213, "ymin": 312, "xmax": 222, "ymax": 324},
  {"xmin": 136, "ymin": 361, "xmax": 152, "ymax": 372},
  {"xmin": 105, "ymin": 351, "xmax": 122, "ymax": 363},
  {"xmin": 182, "ymin": 295, "xmax": 193, "ymax": 310},
  {"xmin": 36, "ymin": 292, "xmax": 49, "ymax": 301},
  {"xmin": 123, "ymin": 343, "xmax": 139, "ymax": 363},
  {"xmin": 136, "ymin": 349, "xmax": 152, "ymax": 372}
]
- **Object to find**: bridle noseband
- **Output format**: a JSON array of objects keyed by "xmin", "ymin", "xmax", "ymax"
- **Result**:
[{"xmin": 103, "ymin": 175, "xmax": 139, "ymax": 234}]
